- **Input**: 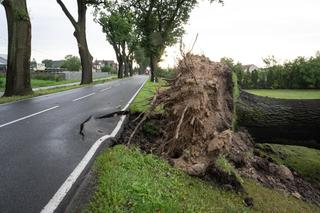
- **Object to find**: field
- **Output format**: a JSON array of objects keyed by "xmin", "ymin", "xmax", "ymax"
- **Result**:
[{"xmin": 246, "ymin": 89, "xmax": 320, "ymax": 99}]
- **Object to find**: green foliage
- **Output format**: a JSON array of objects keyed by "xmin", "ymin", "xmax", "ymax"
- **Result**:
[
  {"xmin": 230, "ymin": 55, "xmax": 320, "ymax": 89},
  {"xmin": 95, "ymin": 2, "xmax": 137, "ymax": 77},
  {"xmin": 13, "ymin": 8, "xmax": 30, "ymax": 21},
  {"xmin": 61, "ymin": 55, "xmax": 81, "ymax": 71},
  {"xmin": 42, "ymin": 59, "xmax": 53, "ymax": 68},
  {"xmin": 0, "ymin": 75, "xmax": 4, "ymax": 89},
  {"xmin": 246, "ymin": 89, "xmax": 320, "ymax": 99},
  {"xmin": 101, "ymin": 64, "xmax": 116, "ymax": 74},
  {"xmin": 157, "ymin": 67, "xmax": 175, "ymax": 78},
  {"xmin": 30, "ymin": 58, "xmax": 37, "ymax": 70},
  {"xmin": 134, "ymin": 46, "xmax": 149, "ymax": 73},
  {"xmin": 130, "ymin": 0, "xmax": 201, "ymax": 60}
]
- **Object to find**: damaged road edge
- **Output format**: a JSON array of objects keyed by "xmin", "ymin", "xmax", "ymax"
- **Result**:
[{"xmin": 41, "ymin": 77, "xmax": 148, "ymax": 213}]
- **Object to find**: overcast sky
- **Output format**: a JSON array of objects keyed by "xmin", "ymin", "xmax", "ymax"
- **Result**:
[{"xmin": 1, "ymin": 0, "xmax": 320, "ymax": 67}]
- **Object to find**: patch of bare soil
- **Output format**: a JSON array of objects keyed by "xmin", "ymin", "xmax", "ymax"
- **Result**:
[{"xmin": 118, "ymin": 54, "xmax": 320, "ymax": 206}]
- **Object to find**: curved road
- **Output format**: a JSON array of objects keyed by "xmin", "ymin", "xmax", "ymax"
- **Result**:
[{"xmin": 0, "ymin": 75, "xmax": 148, "ymax": 213}]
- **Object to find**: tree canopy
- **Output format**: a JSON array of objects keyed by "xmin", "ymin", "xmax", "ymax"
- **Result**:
[
  {"xmin": 61, "ymin": 55, "xmax": 81, "ymax": 71},
  {"xmin": 95, "ymin": 2, "xmax": 136, "ymax": 78}
]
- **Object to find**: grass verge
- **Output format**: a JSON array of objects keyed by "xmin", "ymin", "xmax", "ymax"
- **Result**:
[
  {"xmin": 129, "ymin": 79, "xmax": 165, "ymax": 113},
  {"xmin": 85, "ymin": 145, "xmax": 318, "ymax": 212},
  {"xmin": 0, "ymin": 76, "xmax": 117, "ymax": 104},
  {"xmin": 246, "ymin": 89, "xmax": 320, "ymax": 99},
  {"xmin": 257, "ymin": 143, "xmax": 320, "ymax": 189}
]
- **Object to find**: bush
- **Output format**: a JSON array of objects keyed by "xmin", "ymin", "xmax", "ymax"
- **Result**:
[
  {"xmin": 158, "ymin": 67, "xmax": 175, "ymax": 78},
  {"xmin": 101, "ymin": 64, "xmax": 117, "ymax": 74},
  {"xmin": 61, "ymin": 55, "xmax": 81, "ymax": 71}
]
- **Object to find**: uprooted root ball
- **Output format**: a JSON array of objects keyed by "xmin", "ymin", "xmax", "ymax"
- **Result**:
[{"xmin": 123, "ymin": 54, "xmax": 320, "ymax": 205}]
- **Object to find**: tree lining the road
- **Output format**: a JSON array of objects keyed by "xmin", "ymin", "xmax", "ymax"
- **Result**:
[
  {"xmin": 56, "ymin": 0, "xmax": 95, "ymax": 85},
  {"xmin": 1, "ymin": 0, "xmax": 32, "ymax": 96},
  {"xmin": 94, "ymin": 2, "xmax": 137, "ymax": 78},
  {"xmin": 0, "ymin": 0, "xmax": 223, "ymax": 97}
]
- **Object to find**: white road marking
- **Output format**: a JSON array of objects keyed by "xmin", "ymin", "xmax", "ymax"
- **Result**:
[
  {"xmin": 72, "ymin": 93, "xmax": 95, "ymax": 102},
  {"xmin": 41, "ymin": 77, "xmax": 148, "ymax": 213},
  {"xmin": 100, "ymin": 87, "xmax": 112, "ymax": 92},
  {"xmin": 0, "ymin": 106, "xmax": 60, "ymax": 129}
]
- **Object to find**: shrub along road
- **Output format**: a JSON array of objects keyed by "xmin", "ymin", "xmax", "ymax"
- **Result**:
[{"xmin": 0, "ymin": 75, "xmax": 148, "ymax": 213}]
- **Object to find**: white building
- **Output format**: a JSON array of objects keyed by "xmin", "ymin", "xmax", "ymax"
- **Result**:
[{"xmin": 242, "ymin": 64, "xmax": 259, "ymax": 72}]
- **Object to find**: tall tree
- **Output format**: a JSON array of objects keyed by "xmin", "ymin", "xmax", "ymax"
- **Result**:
[
  {"xmin": 95, "ymin": 3, "xmax": 136, "ymax": 78},
  {"xmin": 2, "ymin": 0, "xmax": 32, "ymax": 96},
  {"xmin": 56, "ymin": 0, "xmax": 93, "ymax": 84},
  {"xmin": 130, "ymin": 0, "xmax": 222, "ymax": 82}
]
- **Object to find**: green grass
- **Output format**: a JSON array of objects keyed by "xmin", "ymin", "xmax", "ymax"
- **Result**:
[
  {"xmin": 0, "ymin": 76, "xmax": 118, "ymax": 104},
  {"xmin": 129, "ymin": 79, "xmax": 165, "ymax": 113},
  {"xmin": 85, "ymin": 145, "xmax": 318, "ymax": 212},
  {"xmin": 30, "ymin": 79, "xmax": 78, "ymax": 88},
  {"xmin": 0, "ymin": 77, "xmax": 78, "ymax": 92},
  {"xmin": 246, "ymin": 89, "xmax": 320, "ymax": 99},
  {"xmin": 85, "ymin": 145, "xmax": 247, "ymax": 212},
  {"xmin": 257, "ymin": 144, "xmax": 320, "ymax": 189},
  {"xmin": 244, "ymin": 180, "xmax": 318, "ymax": 213}
]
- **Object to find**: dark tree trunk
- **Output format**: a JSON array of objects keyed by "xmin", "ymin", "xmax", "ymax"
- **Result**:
[
  {"xmin": 129, "ymin": 59, "xmax": 133, "ymax": 77},
  {"xmin": 236, "ymin": 91, "xmax": 320, "ymax": 149},
  {"xmin": 3, "ymin": 0, "xmax": 32, "ymax": 96},
  {"xmin": 77, "ymin": 1, "xmax": 92, "ymax": 84},
  {"xmin": 117, "ymin": 56, "xmax": 124, "ymax": 79},
  {"xmin": 57, "ymin": 0, "xmax": 93, "ymax": 85},
  {"xmin": 121, "ymin": 43, "xmax": 129, "ymax": 78},
  {"xmin": 150, "ymin": 54, "xmax": 159, "ymax": 82}
]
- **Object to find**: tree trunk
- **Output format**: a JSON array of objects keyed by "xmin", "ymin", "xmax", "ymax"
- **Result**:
[
  {"xmin": 57, "ymin": 0, "xmax": 93, "ymax": 85},
  {"xmin": 75, "ymin": 30, "xmax": 93, "ymax": 84},
  {"xmin": 150, "ymin": 54, "xmax": 159, "ymax": 82},
  {"xmin": 121, "ymin": 43, "xmax": 129, "ymax": 78},
  {"xmin": 3, "ymin": 0, "xmax": 32, "ymax": 96},
  {"xmin": 117, "ymin": 56, "xmax": 124, "ymax": 79},
  {"xmin": 77, "ymin": 2, "xmax": 92, "ymax": 84},
  {"xmin": 236, "ymin": 91, "xmax": 320, "ymax": 149},
  {"xmin": 129, "ymin": 59, "xmax": 133, "ymax": 76}
]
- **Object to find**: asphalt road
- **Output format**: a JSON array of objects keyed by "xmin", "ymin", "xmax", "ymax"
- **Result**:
[{"xmin": 0, "ymin": 75, "xmax": 148, "ymax": 213}]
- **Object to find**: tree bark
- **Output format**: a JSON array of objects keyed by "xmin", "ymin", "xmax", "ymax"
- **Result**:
[
  {"xmin": 57, "ymin": 0, "xmax": 93, "ymax": 85},
  {"xmin": 3, "ymin": 0, "xmax": 32, "ymax": 96},
  {"xmin": 150, "ymin": 54, "xmax": 159, "ymax": 82},
  {"xmin": 117, "ymin": 56, "xmax": 124, "ymax": 79},
  {"xmin": 236, "ymin": 91, "xmax": 320, "ymax": 149}
]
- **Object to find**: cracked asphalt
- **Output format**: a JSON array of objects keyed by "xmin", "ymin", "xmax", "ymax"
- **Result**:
[{"xmin": 0, "ymin": 75, "xmax": 148, "ymax": 213}]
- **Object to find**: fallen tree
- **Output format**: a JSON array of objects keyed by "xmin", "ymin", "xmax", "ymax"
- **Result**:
[{"xmin": 237, "ymin": 91, "xmax": 320, "ymax": 149}]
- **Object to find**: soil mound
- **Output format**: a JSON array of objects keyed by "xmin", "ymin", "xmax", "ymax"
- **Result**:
[{"xmin": 122, "ymin": 54, "xmax": 320, "ymax": 205}]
